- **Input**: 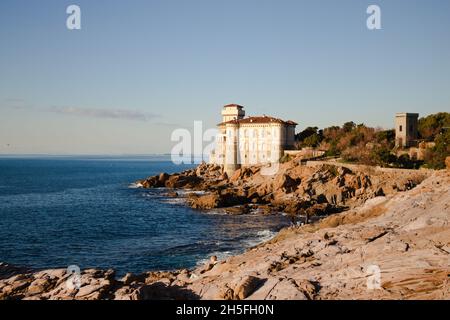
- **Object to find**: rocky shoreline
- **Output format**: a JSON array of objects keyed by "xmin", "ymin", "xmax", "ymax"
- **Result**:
[
  {"xmin": 1, "ymin": 157, "xmax": 448, "ymax": 300},
  {"xmin": 138, "ymin": 157, "xmax": 429, "ymax": 220}
]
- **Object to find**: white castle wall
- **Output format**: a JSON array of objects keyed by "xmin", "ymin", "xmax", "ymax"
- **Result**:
[{"xmin": 210, "ymin": 105, "xmax": 296, "ymax": 174}]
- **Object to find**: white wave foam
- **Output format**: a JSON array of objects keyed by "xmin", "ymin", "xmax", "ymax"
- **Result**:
[
  {"xmin": 203, "ymin": 209, "xmax": 228, "ymax": 216},
  {"xmin": 195, "ymin": 229, "xmax": 277, "ymax": 267},
  {"xmin": 128, "ymin": 182, "xmax": 143, "ymax": 189},
  {"xmin": 161, "ymin": 198, "xmax": 186, "ymax": 205},
  {"xmin": 177, "ymin": 190, "xmax": 206, "ymax": 196},
  {"xmin": 196, "ymin": 251, "xmax": 233, "ymax": 266},
  {"xmin": 243, "ymin": 229, "xmax": 277, "ymax": 248}
]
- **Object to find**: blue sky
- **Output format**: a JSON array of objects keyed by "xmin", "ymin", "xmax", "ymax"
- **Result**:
[{"xmin": 1, "ymin": 0, "xmax": 449, "ymax": 154}]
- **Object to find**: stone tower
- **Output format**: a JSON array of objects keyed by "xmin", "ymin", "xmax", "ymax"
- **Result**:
[
  {"xmin": 221, "ymin": 104, "xmax": 245, "ymax": 123},
  {"xmin": 224, "ymin": 122, "xmax": 241, "ymax": 176},
  {"xmin": 222, "ymin": 104, "xmax": 244, "ymax": 176},
  {"xmin": 395, "ymin": 113, "xmax": 419, "ymax": 147}
]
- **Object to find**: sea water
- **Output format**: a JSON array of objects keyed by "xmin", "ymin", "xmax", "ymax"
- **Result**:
[{"xmin": 0, "ymin": 156, "xmax": 289, "ymax": 275}]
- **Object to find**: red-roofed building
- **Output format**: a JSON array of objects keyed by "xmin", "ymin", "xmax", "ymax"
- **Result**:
[{"xmin": 210, "ymin": 104, "xmax": 298, "ymax": 175}]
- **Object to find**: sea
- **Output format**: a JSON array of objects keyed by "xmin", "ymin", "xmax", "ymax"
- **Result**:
[{"xmin": 0, "ymin": 156, "xmax": 289, "ymax": 275}]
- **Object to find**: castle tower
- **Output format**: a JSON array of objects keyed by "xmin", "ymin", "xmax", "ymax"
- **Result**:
[
  {"xmin": 221, "ymin": 104, "xmax": 245, "ymax": 123},
  {"xmin": 224, "ymin": 122, "xmax": 241, "ymax": 176},
  {"xmin": 272, "ymin": 124, "xmax": 283, "ymax": 162},
  {"xmin": 395, "ymin": 113, "xmax": 419, "ymax": 147}
]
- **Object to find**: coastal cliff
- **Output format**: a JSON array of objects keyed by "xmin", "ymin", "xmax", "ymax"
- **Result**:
[
  {"xmin": 1, "ymin": 158, "xmax": 449, "ymax": 300},
  {"xmin": 138, "ymin": 156, "xmax": 430, "ymax": 219}
]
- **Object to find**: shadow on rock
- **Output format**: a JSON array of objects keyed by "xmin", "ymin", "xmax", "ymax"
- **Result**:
[
  {"xmin": 0, "ymin": 263, "xmax": 32, "ymax": 281},
  {"xmin": 135, "ymin": 282, "xmax": 200, "ymax": 300}
]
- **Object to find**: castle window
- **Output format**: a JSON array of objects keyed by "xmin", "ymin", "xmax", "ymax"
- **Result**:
[{"xmin": 399, "ymin": 125, "xmax": 402, "ymax": 132}]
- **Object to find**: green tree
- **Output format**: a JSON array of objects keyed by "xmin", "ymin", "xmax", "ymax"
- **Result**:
[
  {"xmin": 423, "ymin": 129, "xmax": 450, "ymax": 169},
  {"xmin": 343, "ymin": 121, "xmax": 356, "ymax": 133},
  {"xmin": 295, "ymin": 127, "xmax": 324, "ymax": 149},
  {"xmin": 376, "ymin": 129, "xmax": 395, "ymax": 144},
  {"xmin": 371, "ymin": 146, "xmax": 396, "ymax": 166},
  {"xmin": 303, "ymin": 133, "xmax": 322, "ymax": 147},
  {"xmin": 418, "ymin": 112, "xmax": 450, "ymax": 140}
]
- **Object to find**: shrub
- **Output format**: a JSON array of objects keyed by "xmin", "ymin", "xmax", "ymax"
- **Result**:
[
  {"xmin": 279, "ymin": 154, "xmax": 292, "ymax": 163},
  {"xmin": 422, "ymin": 129, "xmax": 450, "ymax": 169},
  {"xmin": 295, "ymin": 127, "xmax": 323, "ymax": 149},
  {"xmin": 371, "ymin": 146, "xmax": 396, "ymax": 166},
  {"xmin": 418, "ymin": 112, "xmax": 450, "ymax": 140}
]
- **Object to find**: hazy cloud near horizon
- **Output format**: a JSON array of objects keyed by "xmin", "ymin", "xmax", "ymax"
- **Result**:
[
  {"xmin": 46, "ymin": 106, "xmax": 160, "ymax": 122},
  {"xmin": 2, "ymin": 101, "xmax": 162, "ymax": 122}
]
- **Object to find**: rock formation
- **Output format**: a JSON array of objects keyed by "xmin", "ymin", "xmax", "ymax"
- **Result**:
[{"xmin": 138, "ymin": 157, "xmax": 430, "ymax": 220}]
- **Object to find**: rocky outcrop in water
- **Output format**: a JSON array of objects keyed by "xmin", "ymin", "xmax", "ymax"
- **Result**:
[{"xmin": 137, "ymin": 158, "xmax": 430, "ymax": 221}]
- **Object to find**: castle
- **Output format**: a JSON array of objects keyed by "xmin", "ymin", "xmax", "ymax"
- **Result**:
[{"xmin": 209, "ymin": 104, "xmax": 297, "ymax": 176}]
